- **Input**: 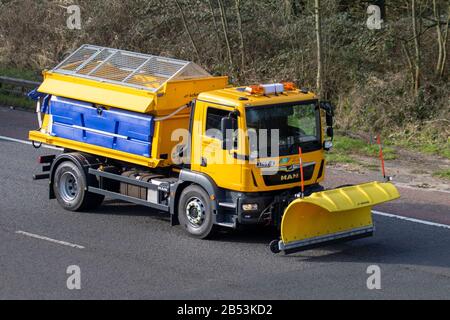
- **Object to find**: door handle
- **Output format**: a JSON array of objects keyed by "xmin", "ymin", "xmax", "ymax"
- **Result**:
[{"xmin": 201, "ymin": 157, "xmax": 207, "ymax": 167}]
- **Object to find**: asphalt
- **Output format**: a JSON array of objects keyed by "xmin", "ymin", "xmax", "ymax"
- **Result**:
[{"xmin": 0, "ymin": 106, "xmax": 449, "ymax": 299}]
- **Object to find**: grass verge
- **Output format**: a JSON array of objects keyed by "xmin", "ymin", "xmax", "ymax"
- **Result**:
[
  {"xmin": 0, "ymin": 65, "xmax": 41, "ymax": 81},
  {"xmin": 433, "ymin": 169, "xmax": 450, "ymax": 180},
  {"xmin": 332, "ymin": 136, "xmax": 397, "ymax": 160},
  {"xmin": 326, "ymin": 135, "xmax": 397, "ymax": 166},
  {"xmin": 0, "ymin": 93, "xmax": 34, "ymax": 108},
  {"xmin": 393, "ymin": 139, "xmax": 450, "ymax": 160}
]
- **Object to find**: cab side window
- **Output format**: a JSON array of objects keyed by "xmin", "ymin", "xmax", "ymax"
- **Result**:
[{"xmin": 205, "ymin": 108, "xmax": 230, "ymax": 140}]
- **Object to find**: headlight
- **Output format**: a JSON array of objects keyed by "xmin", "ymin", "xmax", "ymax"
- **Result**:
[
  {"xmin": 324, "ymin": 140, "xmax": 333, "ymax": 151},
  {"xmin": 242, "ymin": 203, "xmax": 259, "ymax": 211}
]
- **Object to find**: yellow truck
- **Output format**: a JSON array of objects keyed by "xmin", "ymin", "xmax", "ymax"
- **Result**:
[{"xmin": 29, "ymin": 45, "xmax": 400, "ymax": 254}]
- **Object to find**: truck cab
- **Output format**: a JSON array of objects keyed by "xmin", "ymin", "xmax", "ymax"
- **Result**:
[
  {"xmin": 192, "ymin": 86, "xmax": 327, "ymax": 192},
  {"xmin": 178, "ymin": 84, "xmax": 333, "ymax": 234}
]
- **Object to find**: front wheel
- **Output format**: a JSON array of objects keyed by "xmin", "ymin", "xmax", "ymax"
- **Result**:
[
  {"xmin": 53, "ymin": 161, "xmax": 104, "ymax": 211},
  {"xmin": 178, "ymin": 185, "xmax": 216, "ymax": 239}
]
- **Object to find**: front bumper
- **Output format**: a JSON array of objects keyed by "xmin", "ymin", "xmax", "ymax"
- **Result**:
[{"xmin": 228, "ymin": 184, "xmax": 325, "ymax": 226}]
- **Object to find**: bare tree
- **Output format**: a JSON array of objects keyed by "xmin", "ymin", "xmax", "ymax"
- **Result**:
[
  {"xmin": 217, "ymin": 0, "xmax": 233, "ymax": 68},
  {"xmin": 174, "ymin": 0, "xmax": 200, "ymax": 61},
  {"xmin": 284, "ymin": 0, "xmax": 303, "ymax": 19},
  {"xmin": 207, "ymin": 0, "xmax": 221, "ymax": 44},
  {"xmin": 439, "ymin": 2, "xmax": 450, "ymax": 78},
  {"xmin": 315, "ymin": 0, "xmax": 323, "ymax": 99},
  {"xmin": 284, "ymin": 0, "xmax": 293, "ymax": 20},
  {"xmin": 235, "ymin": 0, "xmax": 245, "ymax": 71},
  {"xmin": 411, "ymin": 0, "xmax": 421, "ymax": 97},
  {"xmin": 401, "ymin": 41, "xmax": 416, "ymax": 85},
  {"xmin": 433, "ymin": 0, "xmax": 443, "ymax": 76}
]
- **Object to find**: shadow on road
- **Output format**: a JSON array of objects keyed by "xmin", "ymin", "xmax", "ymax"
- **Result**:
[
  {"xmin": 82, "ymin": 200, "xmax": 450, "ymax": 269},
  {"xmin": 213, "ymin": 226, "xmax": 279, "ymax": 245},
  {"xmin": 85, "ymin": 200, "xmax": 278, "ymax": 244},
  {"xmin": 86, "ymin": 200, "xmax": 171, "ymax": 222},
  {"xmin": 279, "ymin": 224, "xmax": 450, "ymax": 270}
]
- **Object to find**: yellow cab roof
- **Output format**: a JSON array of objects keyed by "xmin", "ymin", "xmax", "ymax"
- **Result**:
[{"xmin": 197, "ymin": 86, "xmax": 317, "ymax": 109}]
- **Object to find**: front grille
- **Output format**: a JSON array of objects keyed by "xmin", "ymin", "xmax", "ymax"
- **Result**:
[{"xmin": 262, "ymin": 164, "xmax": 315, "ymax": 186}]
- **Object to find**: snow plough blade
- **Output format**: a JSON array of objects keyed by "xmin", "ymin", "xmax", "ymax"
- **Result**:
[{"xmin": 274, "ymin": 182, "xmax": 400, "ymax": 254}]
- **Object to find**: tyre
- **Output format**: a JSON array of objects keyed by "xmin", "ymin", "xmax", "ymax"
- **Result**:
[
  {"xmin": 269, "ymin": 240, "xmax": 281, "ymax": 254},
  {"xmin": 178, "ymin": 185, "xmax": 216, "ymax": 239},
  {"xmin": 53, "ymin": 161, "xmax": 104, "ymax": 211}
]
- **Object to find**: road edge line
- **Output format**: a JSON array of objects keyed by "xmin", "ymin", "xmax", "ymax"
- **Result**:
[
  {"xmin": 15, "ymin": 230, "xmax": 85, "ymax": 249},
  {"xmin": 373, "ymin": 210, "xmax": 450, "ymax": 230}
]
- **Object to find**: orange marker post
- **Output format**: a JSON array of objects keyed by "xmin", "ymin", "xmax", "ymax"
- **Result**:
[{"xmin": 377, "ymin": 135, "xmax": 386, "ymax": 179}]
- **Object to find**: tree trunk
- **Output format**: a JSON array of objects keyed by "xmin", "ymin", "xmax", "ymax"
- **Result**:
[
  {"xmin": 433, "ymin": 0, "xmax": 443, "ymax": 76},
  {"xmin": 174, "ymin": 0, "xmax": 200, "ymax": 61},
  {"xmin": 235, "ymin": 0, "xmax": 245, "ymax": 72},
  {"xmin": 207, "ymin": 0, "xmax": 221, "ymax": 43},
  {"xmin": 217, "ymin": 0, "xmax": 233, "ymax": 68},
  {"xmin": 411, "ymin": 0, "xmax": 421, "ymax": 97},
  {"xmin": 439, "ymin": 2, "xmax": 450, "ymax": 78},
  {"xmin": 401, "ymin": 41, "xmax": 415, "ymax": 85},
  {"xmin": 315, "ymin": 0, "xmax": 323, "ymax": 99},
  {"xmin": 284, "ymin": 0, "xmax": 293, "ymax": 20}
]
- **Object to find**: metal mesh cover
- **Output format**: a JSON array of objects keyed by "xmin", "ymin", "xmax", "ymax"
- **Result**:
[{"xmin": 53, "ymin": 45, "xmax": 211, "ymax": 92}]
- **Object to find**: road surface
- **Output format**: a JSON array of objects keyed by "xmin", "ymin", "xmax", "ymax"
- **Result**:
[{"xmin": 0, "ymin": 107, "xmax": 449, "ymax": 299}]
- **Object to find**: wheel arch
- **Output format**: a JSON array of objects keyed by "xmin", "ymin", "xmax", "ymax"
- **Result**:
[
  {"xmin": 170, "ymin": 170, "xmax": 221, "ymax": 226},
  {"xmin": 49, "ymin": 152, "xmax": 101, "ymax": 199}
]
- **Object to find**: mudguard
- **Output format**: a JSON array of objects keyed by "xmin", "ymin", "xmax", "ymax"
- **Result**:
[{"xmin": 276, "ymin": 182, "xmax": 400, "ymax": 254}]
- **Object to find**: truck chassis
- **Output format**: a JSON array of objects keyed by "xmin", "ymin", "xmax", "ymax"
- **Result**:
[{"xmin": 36, "ymin": 151, "xmax": 314, "ymax": 239}]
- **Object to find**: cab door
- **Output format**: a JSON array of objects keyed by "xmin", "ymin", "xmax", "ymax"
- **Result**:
[{"xmin": 191, "ymin": 102, "xmax": 243, "ymax": 191}]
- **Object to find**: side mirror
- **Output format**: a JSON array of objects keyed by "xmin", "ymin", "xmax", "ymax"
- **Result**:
[
  {"xmin": 221, "ymin": 117, "xmax": 234, "ymax": 150},
  {"xmin": 320, "ymin": 101, "xmax": 335, "ymax": 139},
  {"xmin": 326, "ymin": 113, "xmax": 333, "ymax": 128},
  {"xmin": 326, "ymin": 127, "xmax": 334, "ymax": 138}
]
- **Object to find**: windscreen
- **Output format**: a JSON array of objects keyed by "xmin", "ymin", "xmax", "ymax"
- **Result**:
[{"xmin": 246, "ymin": 102, "xmax": 321, "ymax": 157}]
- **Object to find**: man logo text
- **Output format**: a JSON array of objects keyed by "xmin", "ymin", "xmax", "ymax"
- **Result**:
[{"xmin": 281, "ymin": 173, "xmax": 299, "ymax": 181}]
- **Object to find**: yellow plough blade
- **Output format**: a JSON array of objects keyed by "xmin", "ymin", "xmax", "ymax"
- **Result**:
[{"xmin": 276, "ymin": 182, "xmax": 400, "ymax": 254}]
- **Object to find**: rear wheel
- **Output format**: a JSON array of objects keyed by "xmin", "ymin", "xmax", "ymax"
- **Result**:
[
  {"xmin": 53, "ymin": 161, "xmax": 104, "ymax": 211},
  {"xmin": 178, "ymin": 185, "xmax": 216, "ymax": 239}
]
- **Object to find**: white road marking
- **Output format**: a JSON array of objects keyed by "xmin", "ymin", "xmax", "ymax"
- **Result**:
[
  {"xmin": 15, "ymin": 231, "xmax": 85, "ymax": 249},
  {"xmin": 373, "ymin": 210, "xmax": 450, "ymax": 230},
  {"xmin": 0, "ymin": 135, "xmax": 62, "ymax": 151}
]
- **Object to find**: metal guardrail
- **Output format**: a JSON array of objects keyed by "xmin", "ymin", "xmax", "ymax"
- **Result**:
[
  {"xmin": 0, "ymin": 76, "xmax": 41, "ymax": 107},
  {"xmin": 0, "ymin": 76, "xmax": 41, "ymax": 96}
]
